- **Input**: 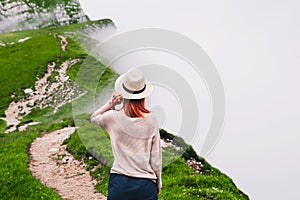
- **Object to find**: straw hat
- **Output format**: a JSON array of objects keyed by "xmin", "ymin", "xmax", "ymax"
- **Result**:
[{"xmin": 114, "ymin": 68, "xmax": 153, "ymax": 99}]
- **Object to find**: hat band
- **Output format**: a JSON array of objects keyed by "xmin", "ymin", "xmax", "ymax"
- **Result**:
[{"xmin": 122, "ymin": 83, "xmax": 146, "ymax": 94}]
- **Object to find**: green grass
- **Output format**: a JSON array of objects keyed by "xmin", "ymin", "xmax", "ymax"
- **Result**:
[
  {"xmin": 0, "ymin": 16, "xmax": 249, "ymax": 200},
  {"xmin": 0, "ymin": 18, "xmax": 115, "ymax": 199},
  {"xmin": 63, "ymin": 125, "xmax": 249, "ymax": 200},
  {"xmin": 0, "ymin": 18, "xmax": 113, "ymax": 43},
  {"xmin": 160, "ymin": 158, "xmax": 247, "ymax": 200},
  {"xmin": 0, "ymin": 33, "xmax": 61, "ymax": 115},
  {"xmin": 0, "ymin": 18, "xmax": 114, "ymax": 117},
  {"xmin": 62, "ymin": 113, "xmax": 114, "ymax": 167},
  {"xmin": 0, "ymin": 125, "xmax": 62, "ymax": 200}
]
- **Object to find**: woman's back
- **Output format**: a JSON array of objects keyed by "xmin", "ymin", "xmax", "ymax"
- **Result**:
[
  {"xmin": 90, "ymin": 68, "xmax": 162, "ymax": 199},
  {"xmin": 101, "ymin": 110, "xmax": 161, "ymax": 180}
]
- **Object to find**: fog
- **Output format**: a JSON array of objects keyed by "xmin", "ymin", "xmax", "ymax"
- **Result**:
[{"xmin": 78, "ymin": 0, "xmax": 300, "ymax": 199}]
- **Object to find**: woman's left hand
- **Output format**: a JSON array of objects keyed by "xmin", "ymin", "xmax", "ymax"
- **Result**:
[{"xmin": 109, "ymin": 92, "xmax": 124, "ymax": 110}]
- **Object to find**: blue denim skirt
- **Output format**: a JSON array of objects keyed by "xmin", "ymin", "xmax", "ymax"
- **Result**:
[{"xmin": 107, "ymin": 173, "xmax": 158, "ymax": 200}]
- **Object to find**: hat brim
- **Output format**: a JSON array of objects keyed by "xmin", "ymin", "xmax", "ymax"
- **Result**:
[{"xmin": 114, "ymin": 74, "xmax": 153, "ymax": 99}]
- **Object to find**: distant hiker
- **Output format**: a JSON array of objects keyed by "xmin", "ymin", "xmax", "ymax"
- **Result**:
[{"xmin": 91, "ymin": 68, "xmax": 162, "ymax": 200}]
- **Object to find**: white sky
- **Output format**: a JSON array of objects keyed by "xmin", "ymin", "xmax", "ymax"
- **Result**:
[{"xmin": 78, "ymin": 0, "xmax": 300, "ymax": 199}]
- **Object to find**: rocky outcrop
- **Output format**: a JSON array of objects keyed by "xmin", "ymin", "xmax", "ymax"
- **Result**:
[{"xmin": 0, "ymin": 0, "xmax": 89, "ymax": 34}]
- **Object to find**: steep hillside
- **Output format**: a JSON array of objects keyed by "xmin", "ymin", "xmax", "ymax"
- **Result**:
[
  {"xmin": 0, "ymin": 0, "xmax": 88, "ymax": 33},
  {"xmin": 0, "ymin": 11, "xmax": 249, "ymax": 200},
  {"xmin": 0, "ymin": 19, "xmax": 114, "ymax": 199},
  {"xmin": 63, "ymin": 120, "xmax": 249, "ymax": 199}
]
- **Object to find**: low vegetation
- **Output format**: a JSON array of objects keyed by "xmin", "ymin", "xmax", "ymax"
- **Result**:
[
  {"xmin": 0, "ymin": 122, "xmax": 63, "ymax": 199},
  {"xmin": 0, "ymin": 18, "xmax": 249, "ymax": 199},
  {"xmin": 0, "ymin": 18, "xmax": 113, "ymax": 199},
  {"xmin": 63, "ymin": 124, "xmax": 249, "ymax": 199}
]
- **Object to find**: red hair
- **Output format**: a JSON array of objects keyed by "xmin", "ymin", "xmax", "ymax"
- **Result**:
[{"xmin": 123, "ymin": 98, "xmax": 150, "ymax": 118}]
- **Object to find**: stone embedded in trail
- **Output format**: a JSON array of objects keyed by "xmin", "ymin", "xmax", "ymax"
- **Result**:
[
  {"xmin": 48, "ymin": 148, "xmax": 60, "ymax": 153},
  {"xmin": 24, "ymin": 88, "xmax": 33, "ymax": 94}
]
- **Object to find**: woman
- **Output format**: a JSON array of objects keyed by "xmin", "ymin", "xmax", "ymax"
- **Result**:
[{"xmin": 90, "ymin": 68, "xmax": 162, "ymax": 200}]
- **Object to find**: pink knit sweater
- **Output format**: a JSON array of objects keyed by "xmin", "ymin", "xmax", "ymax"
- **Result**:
[{"xmin": 90, "ymin": 102, "xmax": 162, "ymax": 188}]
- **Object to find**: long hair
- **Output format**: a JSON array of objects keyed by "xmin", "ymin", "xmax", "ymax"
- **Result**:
[{"xmin": 123, "ymin": 98, "xmax": 150, "ymax": 118}]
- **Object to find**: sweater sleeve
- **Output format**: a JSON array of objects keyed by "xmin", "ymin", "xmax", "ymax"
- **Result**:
[
  {"xmin": 90, "ymin": 102, "xmax": 112, "ymax": 130},
  {"xmin": 150, "ymin": 130, "xmax": 163, "ymax": 189}
]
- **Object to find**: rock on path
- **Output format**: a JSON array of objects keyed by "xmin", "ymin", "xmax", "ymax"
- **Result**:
[{"xmin": 28, "ymin": 127, "xmax": 106, "ymax": 200}]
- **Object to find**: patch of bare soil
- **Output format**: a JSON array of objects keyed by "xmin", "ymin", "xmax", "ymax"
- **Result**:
[
  {"xmin": 1, "ymin": 35, "xmax": 86, "ymax": 133},
  {"xmin": 28, "ymin": 127, "xmax": 106, "ymax": 200}
]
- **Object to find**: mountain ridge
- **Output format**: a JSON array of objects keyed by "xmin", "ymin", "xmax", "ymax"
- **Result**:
[
  {"xmin": 0, "ymin": 0, "xmax": 89, "ymax": 33},
  {"xmin": 0, "ymin": 1, "xmax": 249, "ymax": 199}
]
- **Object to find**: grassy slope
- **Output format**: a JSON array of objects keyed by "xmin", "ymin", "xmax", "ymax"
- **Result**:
[
  {"xmin": 0, "ymin": 33, "xmax": 61, "ymax": 116},
  {"xmin": 0, "ymin": 18, "xmax": 112, "ymax": 116},
  {"xmin": 0, "ymin": 123, "xmax": 62, "ymax": 199},
  {"xmin": 0, "ymin": 19, "xmax": 114, "ymax": 199},
  {"xmin": 0, "ymin": 19, "xmax": 249, "ymax": 199},
  {"xmin": 64, "ymin": 123, "xmax": 249, "ymax": 200}
]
